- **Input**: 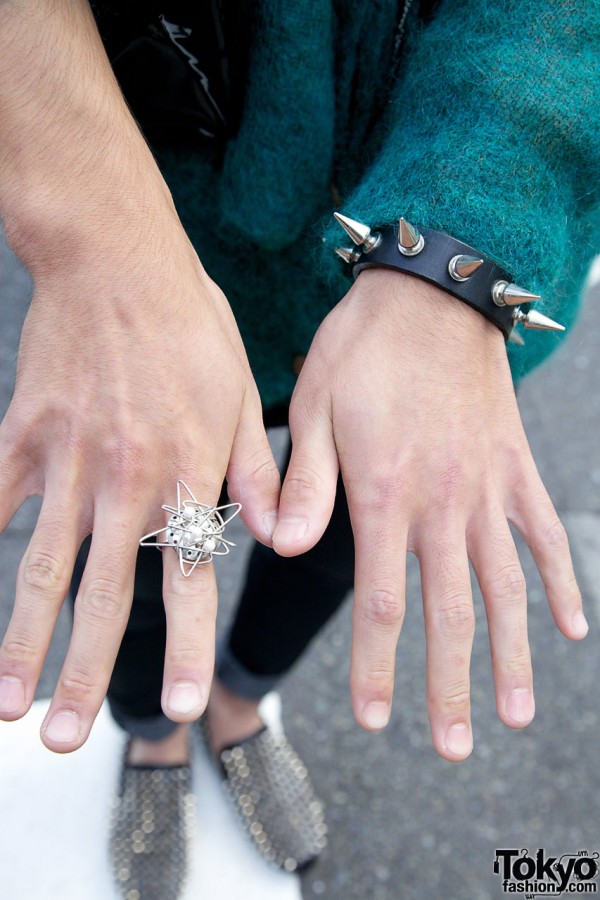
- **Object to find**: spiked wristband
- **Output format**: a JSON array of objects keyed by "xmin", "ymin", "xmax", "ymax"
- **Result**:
[{"xmin": 333, "ymin": 213, "xmax": 566, "ymax": 344}]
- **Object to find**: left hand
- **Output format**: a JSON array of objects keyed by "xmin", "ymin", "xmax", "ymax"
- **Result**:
[{"xmin": 272, "ymin": 268, "xmax": 587, "ymax": 761}]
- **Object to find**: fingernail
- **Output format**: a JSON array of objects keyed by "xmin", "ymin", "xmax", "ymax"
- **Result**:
[
  {"xmin": 506, "ymin": 688, "xmax": 535, "ymax": 725},
  {"xmin": 362, "ymin": 701, "xmax": 390, "ymax": 730},
  {"xmin": 572, "ymin": 610, "xmax": 589, "ymax": 638},
  {"xmin": 443, "ymin": 723, "xmax": 472, "ymax": 757},
  {"xmin": 262, "ymin": 511, "xmax": 278, "ymax": 538},
  {"xmin": 0, "ymin": 676, "xmax": 25, "ymax": 714},
  {"xmin": 44, "ymin": 710, "xmax": 80, "ymax": 743},
  {"xmin": 273, "ymin": 517, "xmax": 309, "ymax": 546},
  {"xmin": 167, "ymin": 681, "xmax": 204, "ymax": 714}
]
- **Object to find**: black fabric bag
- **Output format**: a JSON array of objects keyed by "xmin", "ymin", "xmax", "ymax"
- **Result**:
[{"xmin": 90, "ymin": 1, "xmax": 251, "ymax": 146}]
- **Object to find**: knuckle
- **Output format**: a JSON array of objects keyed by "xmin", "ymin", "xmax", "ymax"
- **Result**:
[
  {"xmin": 351, "ymin": 474, "xmax": 400, "ymax": 518},
  {"xmin": 283, "ymin": 466, "xmax": 319, "ymax": 502},
  {"xmin": 431, "ymin": 687, "xmax": 471, "ymax": 715},
  {"xmin": 369, "ymin": 475, "xmax": 401, "ymax": 512},
  {"xmin": 434, "ymin": 594, "xmax": 475, "ymax": 635},
  {"xmin": 542, "ymin": 516, "xmax": 569, "ymax": 550},
  {"xmin": 58, "ymin": 668, "xmax": 97, "ymax": 704},
  {"xmin": 504, "ymin": 648, "xmax": 532, "ymax": 679},
  {"xmin": 101, "ymin": 435, "xmax": 148, "ymax": 488},
  {"xmin": 487, "ymin": 564, "xmax": 527, "ymax": 605},
  {"xmin": 169, "ymin": 644, "xmax": 203, "ymax": 668},
  {"xmin": 432, "ymin": 459, "xmax": 467, "ymax": 508},
  {"xmin": 20, "ymin": 551, "xmax": 69, "ymax": 594},
  {"xmin": 361, "ymin": 590, "xmax": 405, "ymax": 629},
  {"xmin": 243, "ymin": 451, "xmax": 280, "ymax": 490},
  {"xmin": 502, "ymin": 439, "xmax": 534, "ymax": 483},
  {"xmin": 363, "ymin": 666, "xmax": 395, "ymax": 691},
  {"xmin": 0, "ymin": 408, "xmax": 33, "ymax": 453},
  {"xmin": 167, "ymin": 570, "xmax": 214, "ymax": 604},
  {"xmin": 288, "ymin": 393, "xmax": 324, "ymax": 432},
  {"xmin": 76, "ymin": 579, "xmax": 126, "ymax": 623},
  {"xmin": 252, "ymin": 456, "xmax": 280, "ymax": 487},
  {"xmin": 1, "ymin": 636, "xmax": 38, "ymax": 668}
]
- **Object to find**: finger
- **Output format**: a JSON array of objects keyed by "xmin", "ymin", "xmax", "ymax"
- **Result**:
[
  {"xmin": 418, "ymin": 524, "xmax": 474, "ymax": 761},
  {"xmin": 272, "ymin": 396, "xmax": 338, "ymax": 556},
  {"xmin": 0, "ymin": 483, "xmax": 83, "ymax": 720},
  {"xmin": 505, "ymin": 464, "xmax": 587, "ymax": 640},
  {"xmin": 40, "ymin": 496, "xmax": 141, "ymax": 752},
  {"xmin": 161, "ymin": 536, "xmax": 217, "ymax": 723},
  {"xmin": 158, "ymin": 472, "xmax": 227, "ymax": 722},
  {"xmin": 467, "ymin": 500, "xmax": 534, "ymax": 729},
  {"xmin": 226, "ymin": 389, "xmax": 281, "ymax": 546},
  {"xmin": 348, "ymin": 489, "xmax": 408, "ymax": 733}
]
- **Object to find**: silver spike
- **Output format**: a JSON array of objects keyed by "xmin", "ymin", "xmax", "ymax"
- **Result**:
[
  {"xmin": 333, "ymin": 212, "xmax": 370, "ymax": 245},
  {"xmin": 335, "ymin": 246, "xmax": 361, "ymax": 264},
  {"xmin": 448, "ymin": 254, "xmax": 484, "ymax": 282},
  {"xmin": 507, "ymin": 328, "xmax": 525, "ymax": 346},
  {"xmin": 333, "ymin": 212, "xmax": 380, "ymax": 251},
  {"xmin": 397, "ymin": 217, "xmax": 424, "ymax": 256},
  {"xmin": 492, "ymin": 280, "xmax": 541, "ymax": 307},
  {"xmin": 512, "ymin": 307, "xmax": 566, "ymax": 332}
]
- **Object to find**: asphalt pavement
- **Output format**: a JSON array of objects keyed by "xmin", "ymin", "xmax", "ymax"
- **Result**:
[{"xmin": 0, "ymin": 231, "xmax": 598, "ymax": 900}]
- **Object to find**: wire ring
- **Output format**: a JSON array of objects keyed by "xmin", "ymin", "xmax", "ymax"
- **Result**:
[{"xmin": 140, "ymin": 480, "xmax": 242, "ymax": 577}]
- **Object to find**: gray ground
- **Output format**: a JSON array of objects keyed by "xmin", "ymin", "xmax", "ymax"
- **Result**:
[{"xmin": 1, "ymin": 231, "xmax": 598, "ymax": 900}]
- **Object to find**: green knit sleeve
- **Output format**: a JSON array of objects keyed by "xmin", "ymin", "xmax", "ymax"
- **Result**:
[{"xmin": 321, "ymin": 0, "xmax": 600, "ymax": 380}]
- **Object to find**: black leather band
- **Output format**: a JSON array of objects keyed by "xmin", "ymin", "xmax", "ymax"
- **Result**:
[{"xmin": 352, "ymin": 226, "xmax": 516, "ymax": 340}]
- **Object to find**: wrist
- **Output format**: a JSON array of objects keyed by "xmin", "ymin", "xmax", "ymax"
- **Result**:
[
  {"xmin": 0, "ymin": 85, "xmax": 178, "ymax": 269},
  {"xmin": 350, "ymin": 267, "xmax": 502, "ymax": 346},
  {"xmin": 333, "ymin": 214, "xmax": 565, "ymax": 342},
  {"xmin": 3, "ymin": 156, "xmax": 177, "ymax": 279},
  {"xmin": 0, "ymin": 0, "xmax": 176, "ymax": 274}
]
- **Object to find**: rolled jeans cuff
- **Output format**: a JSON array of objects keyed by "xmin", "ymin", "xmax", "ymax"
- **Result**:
[
  {"xmin": 215, "ymin": 632, "xmax": 282, "ymax": 700},
  {"xmin": 108, "ymin": 700, "xmax": 180, "ymax": 742}
]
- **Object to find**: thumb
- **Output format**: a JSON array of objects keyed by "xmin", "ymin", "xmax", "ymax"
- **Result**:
[
  {"xmin": 272, "ymin": 397, "xmax": 339, "ymax": 556},
  {"xmin": 226, "ymin": 391, "xmax": 282, "ymax": 546}
]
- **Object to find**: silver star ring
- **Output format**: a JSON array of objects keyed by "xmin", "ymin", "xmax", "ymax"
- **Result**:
[{"xmin": 140, "ymin": 480, "xmax": 242, "ymax": 577}]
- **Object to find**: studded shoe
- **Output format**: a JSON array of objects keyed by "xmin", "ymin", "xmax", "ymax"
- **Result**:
[
  {"xmin": 203, "ymin": 722, "xmax": 328, "ymax": 872},
  {"xmin": 109, "ymin": 745, "xmax": 195, "ymax": 900}
]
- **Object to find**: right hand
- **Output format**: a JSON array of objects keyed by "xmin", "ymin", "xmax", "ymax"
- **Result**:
[
  {"xmin": 274, "ymin": 268, "xmax": 587, "ymax": 759},
  {"xmin": 0, "ymin": 202, "xmax": 280, "ymax": 752}
]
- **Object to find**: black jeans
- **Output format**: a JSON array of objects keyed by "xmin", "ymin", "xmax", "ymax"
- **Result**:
[{"xmin": 70, "ymin": 434, "xmax": 355, "ymax": 740}]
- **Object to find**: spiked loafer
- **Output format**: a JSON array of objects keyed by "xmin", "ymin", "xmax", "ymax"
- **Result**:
[
  {"xmin": 206, "ymin": 723, "xmax": 328, "ymax": 872},
  {"xmin": 109, "ymin": 749, "xmax": 194, "ymax": 900}
]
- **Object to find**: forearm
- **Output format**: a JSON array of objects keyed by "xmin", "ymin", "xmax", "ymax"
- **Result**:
[
  {"xmin": 0, "ymin": 0, "xmax": 176, "ymax": 273},
  {"xmin": 320, "ymin": 0, "xmax": 599, "ymax": 379}
]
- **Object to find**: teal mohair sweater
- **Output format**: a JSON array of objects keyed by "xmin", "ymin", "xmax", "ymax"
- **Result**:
[{"xmin": 155, "ymin": 0, "xmax": 600, "ymax": 410}]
